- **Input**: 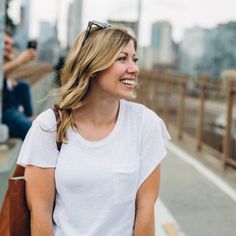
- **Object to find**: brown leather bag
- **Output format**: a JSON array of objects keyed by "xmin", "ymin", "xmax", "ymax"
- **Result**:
[
  {"xmin": 0, "ymin": 108, "xmax": 61, "ymax": 236},
  {"xmin": 0, "ymin": 166, "xmax": 30, "ymax": 236}
]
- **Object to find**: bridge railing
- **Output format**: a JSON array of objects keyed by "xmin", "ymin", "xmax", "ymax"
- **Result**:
[{"xmin": 136, "ymin": 69, "xmax": 236, "ymax": 170}]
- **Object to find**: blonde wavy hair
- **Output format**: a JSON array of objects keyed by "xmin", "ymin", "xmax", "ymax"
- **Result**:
[{"xmin": 53, "ymin": 24, "xmax": 137, "ymax": 143}]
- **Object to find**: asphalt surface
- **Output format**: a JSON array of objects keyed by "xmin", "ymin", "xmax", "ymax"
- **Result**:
[{"xmin": 158, "ymin": 142, "xmax": 236, "ymax": 236}]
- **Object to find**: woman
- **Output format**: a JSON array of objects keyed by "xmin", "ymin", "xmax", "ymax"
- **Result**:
[{"xmin": 17, "ymin": 21, "xmax": 170, "ymax": 236}]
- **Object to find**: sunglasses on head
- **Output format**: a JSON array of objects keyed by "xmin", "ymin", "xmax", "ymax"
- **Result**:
[{"xmin": 81, "ymin": 20, "xmax": 112, "ymax": 47}]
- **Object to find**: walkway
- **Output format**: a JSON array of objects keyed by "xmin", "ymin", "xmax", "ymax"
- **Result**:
[{"xmin": 155, "ymin": 142, "xmax": 236, "ymax": 236}]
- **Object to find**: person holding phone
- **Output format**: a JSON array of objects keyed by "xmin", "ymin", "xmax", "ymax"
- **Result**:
[
  {"xmin": 4, "ymin": 36, "xmax": 37, "ymax": 77},
  {"xmin": 17, "ymin": 21, "xmax": 170, "ymax": 235},
  {"xmin": 2, "ymin": 33, "xmax": 37, "ymax": 140}
]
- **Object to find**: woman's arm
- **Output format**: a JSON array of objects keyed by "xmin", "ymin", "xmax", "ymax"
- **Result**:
[
  {"xmin": 134, "ymin": 164, "xmax": 161, "ymax": 236},
  {"xmin": 25, "ymin": 165, "xmax": 55, "ymax": 236}
]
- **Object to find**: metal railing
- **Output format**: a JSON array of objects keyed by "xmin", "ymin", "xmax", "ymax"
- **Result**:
[{"xmin": 136, "ymin": 69, "xmax": 236, "ymax": 170}]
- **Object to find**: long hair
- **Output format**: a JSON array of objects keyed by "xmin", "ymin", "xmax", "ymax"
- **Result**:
[{"xmin": 53, "ymin": 25, "xmax": 137, "ymax": 142}]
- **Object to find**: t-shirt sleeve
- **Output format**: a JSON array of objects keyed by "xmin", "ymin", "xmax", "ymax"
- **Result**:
[
  {"xmin": 17, "ymin": 109, "xmax": 59, "ymax": 168},
  {"xmin": 138, "ymin": 108, "xmax": 171, "ymax": 188}
]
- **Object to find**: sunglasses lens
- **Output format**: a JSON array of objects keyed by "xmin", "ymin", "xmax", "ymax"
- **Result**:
[{"xmin": 81, "ymin": 21, "xmax": 112, "ymax": 47}]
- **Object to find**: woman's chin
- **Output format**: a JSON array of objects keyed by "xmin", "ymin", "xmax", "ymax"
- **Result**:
[{"xmin": 120, "ymin": 91, "xmax": 136, "ymax": 100}]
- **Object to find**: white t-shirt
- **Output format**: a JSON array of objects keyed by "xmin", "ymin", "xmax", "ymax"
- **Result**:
[{"xmin": 17, "ymin": 99, "xmax": 170, "ymax": 236}]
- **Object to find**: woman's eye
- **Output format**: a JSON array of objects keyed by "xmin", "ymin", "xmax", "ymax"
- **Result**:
[
  {"xmin": 117, "ymin": 56, "xmax": 127, "ymax": 62},
  {"xmin": 133, "ymin": 57, "xmax": 139, "ymax": 63}
]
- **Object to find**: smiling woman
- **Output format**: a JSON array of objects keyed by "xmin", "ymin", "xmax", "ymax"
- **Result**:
[
  {"xmin": 16, "ymin": 21, "xmax": 170, "ymax": 236},
  {"xmin": 92, "ymin": 40, "xmax": 139, "ymax": 100}
]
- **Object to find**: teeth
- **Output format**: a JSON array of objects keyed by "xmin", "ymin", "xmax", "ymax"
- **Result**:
[{"xmin": 120, "ymin": 80, "xmax": 135, "ymax": 85}]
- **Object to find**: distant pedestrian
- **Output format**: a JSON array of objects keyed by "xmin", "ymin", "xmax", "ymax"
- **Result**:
[
  {"xmin": 2, "ymin": 33, "xmax": 37, "ymax": 140},
  {"xmin": 53, "ymin": 56, "xmax": 65, "ymax": 87},
  {"xmin": 17, "ymin": 21, "xmax": 170, "ymax": 235}
]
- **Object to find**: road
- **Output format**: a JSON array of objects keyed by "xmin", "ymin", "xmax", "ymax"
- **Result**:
[{"xmin": 155, "ymin": 142, "xmax": 236, "ymax": 236}]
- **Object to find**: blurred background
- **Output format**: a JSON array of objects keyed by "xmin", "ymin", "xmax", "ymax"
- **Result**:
[{"xmin": 1, "ymin": 0, "xmax": 236, "ymax": 235}]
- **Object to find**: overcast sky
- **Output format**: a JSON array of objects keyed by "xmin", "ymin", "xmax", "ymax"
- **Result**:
[{"xmin": 10, "ymin": 0, "xmax": 236, "ymax": 47}]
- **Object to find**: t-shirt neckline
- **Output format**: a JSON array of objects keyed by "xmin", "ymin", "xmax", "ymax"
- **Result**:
[{"xmin": 70, "ymin": 99, "xmax": 125, "ymax": 147}]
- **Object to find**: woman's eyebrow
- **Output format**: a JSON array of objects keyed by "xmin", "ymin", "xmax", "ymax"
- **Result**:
[{"xmin": 119, "ymin": 52, "xmax": 137, "ymax": 57}]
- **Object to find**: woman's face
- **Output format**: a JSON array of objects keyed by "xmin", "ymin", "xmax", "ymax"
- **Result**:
[{"xmin": 92, "ymin": 40, "xmax": 139, "ymax": 100}]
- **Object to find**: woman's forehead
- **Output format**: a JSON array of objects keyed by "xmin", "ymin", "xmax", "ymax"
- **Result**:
[{"xmin": 120, "ymin": 40, "xmax": 136, "ymax": 55}]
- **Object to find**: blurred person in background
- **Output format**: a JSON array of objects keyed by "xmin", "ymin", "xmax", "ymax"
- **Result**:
[
  {"xmin": 2, "ymin": 33, "xmax": 37, "ymax": 140},
  {"xmin": 53, "ymin": 55, "xmax": 66, "ymax": 87},
  {"xmin": 17, "ymin": 21, "xmax": 170, "ymax": 235}
]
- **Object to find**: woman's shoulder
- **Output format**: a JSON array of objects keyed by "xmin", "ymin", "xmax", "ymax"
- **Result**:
[
  {"xmin": 122, "ymin": 99, "xmax": 145, "ymax": 115},
  {"xmin": 123, "ymin": 100, "xmax": 162, "ymax": 124},
  {"xmin": 123, "ymin": 100, "xmax": 170, "ymax": 137},
  {"xmin": 33, "ymin": 108, "xmax": 57, "ymax": 130}
]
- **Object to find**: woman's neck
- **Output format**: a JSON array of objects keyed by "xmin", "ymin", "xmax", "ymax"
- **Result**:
[{"xmin": 73, "ymin": 96, "xmax": 120, "ymax": 127}]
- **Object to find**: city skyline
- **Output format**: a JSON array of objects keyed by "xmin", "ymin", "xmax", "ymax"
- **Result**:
[{"xmin": 9, "ymin": 0, "xmax": 236, "ymax": 46}]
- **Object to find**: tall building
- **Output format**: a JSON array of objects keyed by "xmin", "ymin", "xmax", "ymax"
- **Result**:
[
  {"xmin": 39, "ymin": 21, "xmax": 56, "ymax": 43},
  {"xmin": 14, "ymin": 0, "xmax": 30, "ymax": 50},
  {"xmin": 180, "ymin": 22, "xmax": 236, "ymax": 79},
  {"xmin": 180, "ymin": 26, "xmax": 209, "ymax": 77},
  {"xmin": 67, "ymin": 0, "xmax": 83, "ymax": 48},
  {"xmin": 151, "ymin": 21, "xmax": 176, "ymax": 67},
  {"xmin": 138, "ymin": 46, "xmax": 153, "ymax": 69},
  {"xmin": 38, "ymin": 21, "xmax": 60, "ymax": 64},
  {"xmin": 214, "ymin": 22, "xmax": 236, "ymax": 78},
  {"xmin": 107, "ymin": 19, "xmax": 138, "ymax": 38}
]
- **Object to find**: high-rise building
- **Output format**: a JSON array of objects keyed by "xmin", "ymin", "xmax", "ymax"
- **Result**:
[
  {"xmin": 38, "ymin": 21, "xmax": 60, "ymax": 64},
  {"xmin": 67, "ymin": 0, "xmax": 83, "ymax": 48},
  {"xmin": 39, "ymin": 22, "xmax": 56, "ymax": 43},
  {"xmin": 180, "ymin": 26, "xmax": 209, "ymax": 77},
  {"xmin": 214, "ymin": 22, "xmax": 236, "ymax": 78},
  {"xmin": 138, "ymin": 46, "xmax": 153, "ymax": 69},
  {"xmin": 180, "ymin": 22, "xmax": 236, "ymax": 79},
  {"xmin": 107, "ymin": 19, "xmax": 138, "ymax": 39},
  {"xmin": 151, "ymin": 21, "xmax": 176, "ymax": 67},
  {"xmin": 14, "ymin": 0, "xmax": 30, "ymax": 50}
]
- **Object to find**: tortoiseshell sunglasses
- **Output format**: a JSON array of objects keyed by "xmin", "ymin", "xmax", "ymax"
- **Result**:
[{"xmin": 81, "ymin": 20, "xmax": 112, "ymax": 47}]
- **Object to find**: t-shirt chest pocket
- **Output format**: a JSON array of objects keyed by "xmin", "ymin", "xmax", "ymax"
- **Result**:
[{"xmin": 112, "ymin": 162, "xmax": 139, "ymax": 204}]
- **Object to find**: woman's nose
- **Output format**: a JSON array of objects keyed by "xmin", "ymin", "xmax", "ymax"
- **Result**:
[{"xmin": 127, "ymin": 61, "xmax": 139, "ymax": 74}]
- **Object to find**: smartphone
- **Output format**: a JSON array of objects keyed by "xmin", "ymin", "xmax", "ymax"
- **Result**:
[{"xmin": 27, "ymin": 40, "xmax": 37, "ymax": 49}]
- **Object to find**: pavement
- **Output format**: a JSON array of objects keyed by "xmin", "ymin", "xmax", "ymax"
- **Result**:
[
  {"xmin": 155, "ymin": 141, "xmax": 236, "ymax": 236},
  {"xmin": 0, "ymin": 139, "xmax": 22, "ymax": 207}
]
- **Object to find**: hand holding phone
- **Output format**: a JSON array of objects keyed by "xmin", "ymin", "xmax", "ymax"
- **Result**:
[{"xmin": 27, "ymin": 40, "xmax": 37, "ymax": 50}]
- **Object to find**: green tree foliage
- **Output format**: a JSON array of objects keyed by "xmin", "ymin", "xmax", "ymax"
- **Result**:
[{"xmin": 5, "ymin": 0, "xmax": 16, "ymax": 35}]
